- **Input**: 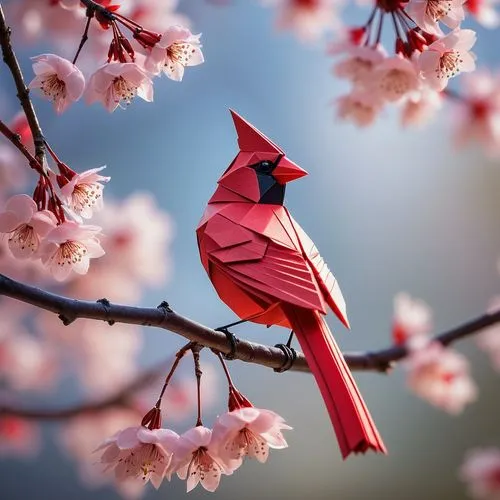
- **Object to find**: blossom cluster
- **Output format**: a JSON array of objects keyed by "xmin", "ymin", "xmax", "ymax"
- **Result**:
[
  {"xmin": 96, "ymin": 406, "xmax": 291, "ymax": 493},
  {"xmin": 16, "ymin": 1, "xmax": 204, "ymax": 113},
  {"xmin": 392, "ymin": 293, "xmax": 478, "ymax": 414}
]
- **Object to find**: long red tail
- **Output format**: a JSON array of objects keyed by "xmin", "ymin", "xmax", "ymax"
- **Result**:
[{"xmin": 285, "ymin": 306, "xmax": 387, "ymax": 459}]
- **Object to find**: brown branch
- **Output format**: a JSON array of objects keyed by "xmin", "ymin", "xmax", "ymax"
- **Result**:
[
  {"xmin": 0, "ymin": 357, "xmax": 167, "ymax": 420},
  {"xmin": 1, "ymin": 273, "xmax": 499, "ymax": 376},
  {"xmin": 0, "ymin": 4, "xmax": 45, "ymax": 166}
]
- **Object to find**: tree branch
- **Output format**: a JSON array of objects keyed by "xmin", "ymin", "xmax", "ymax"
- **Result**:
[
  {"xmin": 1, "ymin": 273, "xmax": 499, "ymax": 376},
  {"xmin": 0, "ymin": 358, "xmax": 166, "ymax": 420},
  {"xmin": 0, "ymin": 4, "xmax": 45, "ymax": 166}
]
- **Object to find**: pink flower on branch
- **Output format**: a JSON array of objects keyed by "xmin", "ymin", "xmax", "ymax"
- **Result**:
[
  {"xmin": 0, "ymin": 195, "xmax": 56, "ymax": 259},
  {"xmin": 169, "ymin": 426, "xmax": 231, "ymax": 492},
  {"xmin": 85, "ymin": 63, "xmax": 153, "ymax": 112},
  {"xmin": 419, "ymin": 29, "xmax": 477, "ymax": 91},
  {"xmin": 53, "ymin": 165, "xmax": 110, "ymax": 219},
  {"xmin": 406, "ymin": 0, "xmax": 466, "ymax": 35},
  {"xmin": 372, "ymin": 55, "xmax": 420, "ymax": 102},
  {"xmin": 405, "ymin": 339, "xmax": 478, "ymax": 414},
  {"xmin": 460, "ymin": 448, "xmax": 500, "ymax": 500},
  {"xmin": 466, "ymin": 0, "xmax": 500, "ymax": 27},
  {"xmin": 332, "ymin": 44, "xmax": 387, "ymax": 87},
  {"xmin": 337, "ymin": 91, "xmax": 383, "ymax": 127},
  {"xmin": 453, "ymin": 71, "xmax": 500, "ymax": 157},
  {"xmin": 39, "ymin": 221, "xmax": 105, "ymax": 281},
  {"xmin": 96, "ymin": 425, "xmax": 179, "ymax": 489},
  {"xmin": 145, "ymin": 26, "xmax": 204, "ymax": 81},
  {"xmin": 29, "ymin": 54, "xmax": 85, "ymax": 114},
  {"xmin": 392, "ymin": 292, "xmax": 433, "ymax": 345},
  {"xmin": 212, "ymin": 407, "xmax": 291, "ymax": 468}
]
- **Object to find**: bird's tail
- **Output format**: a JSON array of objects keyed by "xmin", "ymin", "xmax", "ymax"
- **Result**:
[{"xmin": 284, "ymin": 306, "xmax": 387, "ymax": 459}]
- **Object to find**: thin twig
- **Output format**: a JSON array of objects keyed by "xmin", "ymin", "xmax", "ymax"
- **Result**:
[
  {"xmin": 0, "ymin": 119, "xmax": 42, "ymax": 173},
  {"xmin": 72, "ymin": 8, "xmax": 94, "ymax": 65},
  {"xmin": 1, "ymin": 273, "xmax": 498, "ymax": 375},
  {"xmin": 0, "ymin": 357, "xmax": 169, "ymax": 420},
  {"xmin": 0, "ymin": 5, "xmax": 45, "ymax": 166}
]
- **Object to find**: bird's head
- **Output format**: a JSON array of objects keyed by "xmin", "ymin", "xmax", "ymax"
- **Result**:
[{"xmin": 214, "ymin": 110, "xmax": 308, "ymax": 205}]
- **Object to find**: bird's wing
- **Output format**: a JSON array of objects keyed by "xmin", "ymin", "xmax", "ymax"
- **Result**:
[
  {"xmin": 200, "ymin": 208, "xmax": 327, "ymax": 313},
  {"xmin": 283, "ymin": 210, "xmax": 349, "ymax": 328}
]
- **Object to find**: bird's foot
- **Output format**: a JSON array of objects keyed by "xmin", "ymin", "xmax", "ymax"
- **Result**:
[
  {"xmin": 274, "ymin": 330, "xmax": 296, "ymax": 373},
  {"xmin": 214, "ymin": 326, "xmax": 239, "ymax": 360}
]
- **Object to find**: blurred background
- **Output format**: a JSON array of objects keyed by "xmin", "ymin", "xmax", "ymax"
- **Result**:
[{"xmin": 1, "ymin": 0, "xmax": 500, "ymax": 499}]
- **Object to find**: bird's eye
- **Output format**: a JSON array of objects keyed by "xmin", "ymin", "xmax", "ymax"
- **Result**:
[{"xmin": 256, "ymin": 161, "xmax": 274, "ymax": 174}]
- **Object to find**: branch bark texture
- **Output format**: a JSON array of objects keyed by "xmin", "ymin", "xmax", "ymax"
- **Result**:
[{"xmin": 1, "ymin": 273, "xmax": 498, "ymax": 375}]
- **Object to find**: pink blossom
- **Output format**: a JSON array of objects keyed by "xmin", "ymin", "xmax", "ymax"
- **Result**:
[
  {"xmin": 0, "ymin": 194, "xmax": 56, "ymax": 259},
  {"xmin": 69, "ymin": 193, "xmax": 173, "ymax": 301},
  {"xmin": 371, "ymin": 55, "xmax": 420, "ymax": 102},
  {"xmin": 419, "ymin": 29, "xmax": 476, "ymax": 91},
  {"xmin": 144, "ymin": 26, "xmax": 204, "ymax": 81},
  {"xmin": 0, "ymin": 331, "xmax": 58, "ymax": 391},
  {"xmin": 392, "ymin": 292, "xmax": 433, "ymax": 345},
  {"xmin": 96, "ymin": 426, "xmax": 179, "ymax": 489},
  {"xmin": 406, "ymin": 0, "xmax": 466, "ymax": 35},
  {"xmin": 460, "ymin": 448, "xmax": 500, "ymax": 500},
  {"xmin": 466, "ymin": 0, "xmax": 500, "ymax": 27},
  {"xmin": 401, "ymin": 88, "xmax": 442, "ymax": 127},
  {"xmin": 0, "ymin": 417, "xmax": 40, "ymax": 458},
  {"xmin": 405, "ymin": 339, "xmax": 478, "ymax": 414},
  {"xmin": 212, "ymin": 407, "xmax": 291, "ymax": 468},
  {"xmin": 267, "ymin": 0, "xmax": 340, "ymax": 41},
  {"xmin": 337, "ymin": 91, "xmax": 383, "ymax": 127},
  {"xmin": 333, "ymin": 44, "xmax": 387, "ymax": 87},
  {"xmin": 0, "ymin": 146, "xmax": 29, "ymax": 193},
  {"xmin": 169, "ymin": 426, "xmax": 231, "ymax": 492},
  {"xmin": 85, "ymin": 63, "xmax": 153, "ymax": 112},
  {"xmin": 29, "ymin": 54, "xmax": 85, "ymax": 114},
  {"xmin": 57, "ymin": 166, "xmax": 110, "ymax": 219},
  {"xmin": 39, "ymin": 221, "xmax": 105, "ymax": 281},
  {"xmin": 454, "ymin": 71, "xmax": 500, "ymax": 157}
]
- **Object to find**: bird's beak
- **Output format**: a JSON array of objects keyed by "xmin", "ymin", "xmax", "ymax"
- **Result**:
[{"xmin": 273, "ymin": 157, "xmax": 308, "ymax": 184}]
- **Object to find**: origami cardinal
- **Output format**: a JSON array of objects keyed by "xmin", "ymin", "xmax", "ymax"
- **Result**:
[{"xmin": 197, "ymin": 111, "xmax": 386, "ymax": 458}]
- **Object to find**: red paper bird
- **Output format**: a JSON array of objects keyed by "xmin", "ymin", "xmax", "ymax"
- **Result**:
[{"xmin": 196, "ymin": 111, "xmax": 386, "ymax": 458}]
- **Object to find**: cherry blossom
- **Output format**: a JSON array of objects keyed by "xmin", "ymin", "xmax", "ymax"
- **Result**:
[
  {"xmin": 419, "ymin": 29, "xmax": 477, "ymax": 91},
  {"xmin": 29, "ymin": 53, "xmax": 85, "ymax": 114},
  {"xmin": 453, "ymin": 71, "xmax": 500, "ymax": 156},
  {"xmin": 371, "ymin": 55, "xmax": 420, "ymax": 102},
  {"xmin": 337, "ymin": 91, "xmax": 383, "ymax": 127},
  {"xmin": 60, "ymin": 408, "xmax": 145, "ymax": 498},
  {"xmin": 266, "ymin": 0, "xmax": 340, "ymax": 41},
  {"xmin": 400, "ymin": 88, "xmax": 442, "ymax": 127},
  {"xmin": 85, "ymin": 63, "xmax": 153, "ymax": 112},
  {"xmin": 144, "ymin": 26, "xmax": 204, "ymax": 81},
  {"xmin": 39, "ymin": 221, "xmax": 105, "ymax": 281},
  {"xmin": 0, "ymin": 194, "xmax": 56, "ymax": 259},
  {"xmin": 0, "ymin": 146, "xmax": 29, "ymax": 193},
  {"xmin": 0, "ymin": 330, "xmax": 58, "ymax": 391},
  {"xmin": 406, "ymin": 0, "xmax": 466, "ymax": 35},
  {"xmin": 460, "ymin": 448, "xmax": 500, "ymax": 500},
  {"xmin": 405, "ymin": 339, "xmax": 478, "ymax": 414},
  {"xmin": 169, "ymin": 426, "xmax": 231, "ymax": 492},
  {"xmin": 333, "ymin": 44, "xmax": 387, "ymax": 87},
  {"xmin": 212, "ymin": 407, "xmax": 291, "ymax": 468},
  {"xmin": 55, "ymin": 166, "xmax": 110, "ymax": 219},
  {"xmin": 392, "ymin": 292, "xmax": 433, "ymax": 345},
  {"xmin": 96, "ymin": 426, "xmax": 179, "ymax": 489},
  {"xmin": 466, "ymin": 0, "xmax": 500, "ymax": 27},
  {"xmin": 69, "ymin": 193, "xmax": 173, "ymax": 302}
]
